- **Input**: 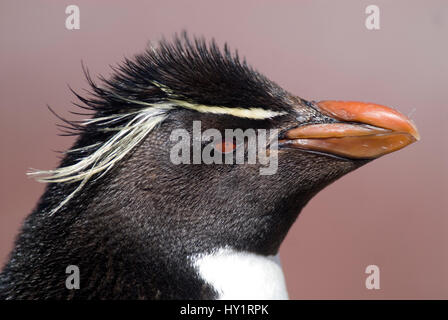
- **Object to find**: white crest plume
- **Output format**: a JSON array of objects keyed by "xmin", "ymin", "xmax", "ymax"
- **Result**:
[{"xmin": 28, "ymin": 104, "xmax": 172, "ymax": 215}]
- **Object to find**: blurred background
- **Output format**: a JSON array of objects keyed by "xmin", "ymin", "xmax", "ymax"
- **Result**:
[{"xmin": 0, "ymin": 0, "xmax": 447, "ymax": 299}]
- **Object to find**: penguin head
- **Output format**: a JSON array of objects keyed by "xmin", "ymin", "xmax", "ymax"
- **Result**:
[{"xmin": 34, "ymin": 34, "xmax": 419, "ymax": 256}]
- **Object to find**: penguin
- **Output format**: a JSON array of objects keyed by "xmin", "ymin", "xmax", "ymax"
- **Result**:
[{"xmin": 0, "ymin": 34, "xmax": 419, "ymax": 300}]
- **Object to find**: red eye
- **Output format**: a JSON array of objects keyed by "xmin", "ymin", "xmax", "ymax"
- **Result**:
[{"xmin": 214, "ymin": 140, "xmax": 236, "ymax": 154}]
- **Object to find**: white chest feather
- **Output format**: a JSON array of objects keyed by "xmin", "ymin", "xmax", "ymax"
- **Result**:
[{"xmin": 191, "ymin": 248, "xmax": 289, "ymax": 300}]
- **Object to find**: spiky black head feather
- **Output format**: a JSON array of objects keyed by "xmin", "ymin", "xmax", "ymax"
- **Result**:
[
  {"xmin": 104, "ymin": 33, "xmax": 290, "ymax": 111},
  {"xmin": 60, "ymin": 32, "xmax": 299, "ymax": 151}
]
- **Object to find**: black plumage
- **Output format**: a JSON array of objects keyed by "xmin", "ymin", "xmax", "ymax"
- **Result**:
[{"xmin": 0, "ymin": 33, "xmax": 413, "ymax": 300}]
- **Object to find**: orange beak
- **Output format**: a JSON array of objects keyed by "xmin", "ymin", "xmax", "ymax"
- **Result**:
[{"xmin": 282, "ymin": 101, "xmax": 420, "ymax": 159}]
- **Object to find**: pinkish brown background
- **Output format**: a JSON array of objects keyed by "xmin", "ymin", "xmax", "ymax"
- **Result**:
[{"xmin": 1, "ymin": 0, "xmax": 447, "ymax": 299}]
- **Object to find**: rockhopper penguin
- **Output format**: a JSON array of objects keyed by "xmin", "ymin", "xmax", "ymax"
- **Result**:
[{"xmin": 0, "ymin": 34, "xmax": 419, "ymax": 299}]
